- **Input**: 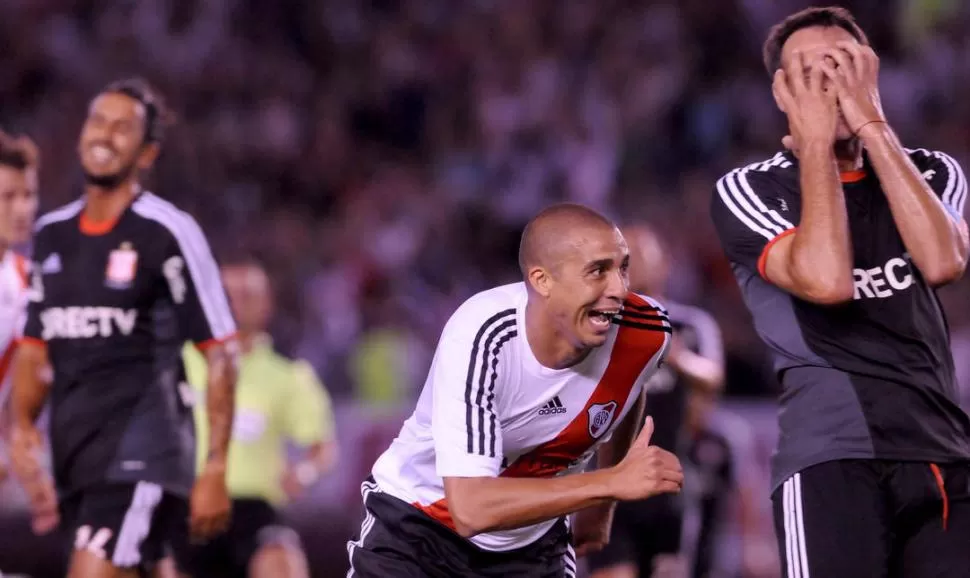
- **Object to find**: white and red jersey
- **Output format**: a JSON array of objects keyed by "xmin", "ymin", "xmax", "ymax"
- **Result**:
[
  {"xmin": 371, "ymin": 282, "xmax": 671, "ymax": 551},
  {"xmin": 0, "ymin": 249, "xmax": 28, "ymax": 392}
]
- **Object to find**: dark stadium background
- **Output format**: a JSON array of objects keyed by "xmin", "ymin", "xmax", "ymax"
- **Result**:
[{"xmin": 1, "ymin": 0, "xmax": 969, "ymax": 576}]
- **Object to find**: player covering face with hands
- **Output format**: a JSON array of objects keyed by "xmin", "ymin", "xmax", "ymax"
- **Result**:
[
  {"xmin": 712, "ymin": 7, "xmax": 970, "ymax": 578},
  {"xmin": 774, "ymin": 31, "xmax": 887, "ymax": 156}
]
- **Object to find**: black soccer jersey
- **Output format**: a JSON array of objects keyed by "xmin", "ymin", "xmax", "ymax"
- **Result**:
[
  {"xmin": 711, "ymin": 149, "xmax": 970, "ymax": 491},
  {"xmin": 21, "ymin": 192, "xmax": 235, "ymax": 498}
]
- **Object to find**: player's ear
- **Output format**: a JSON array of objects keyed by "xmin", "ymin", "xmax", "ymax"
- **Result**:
[
  {"xmin": 771, "ymin": 68, "xmax": 787, "ymax": 114},
  {"xmin": 527, "ymin": 266, "xmax": 553, "ymax": 298},
  {"xmin": 136, "ymin": 142, "xmax": 160, "ymax": 170}
]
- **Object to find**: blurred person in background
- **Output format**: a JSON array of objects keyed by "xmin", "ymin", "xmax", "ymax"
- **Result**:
[
  {"xmin": 348, "ymin": 204, "xmax": 682, "ymax": 577},
  {"xmin": 177, "ymin": 256, "xmax": 337, "ymax": 578},
  {"xmin": 0, "ymin": 129, "xmax": 40, "ymax": 483},
  {"xmin": 711, "ymin": 6, "xmax": 970, "ymax": 577},
  {"xmin": 8, "ymin": 77, "xmax": 238, "ymax": 578},
  {"xmin": 587, "ymin": 225, "xmax": 734, "ymax": 578}
]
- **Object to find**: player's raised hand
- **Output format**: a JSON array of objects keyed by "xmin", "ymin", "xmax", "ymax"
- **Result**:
[
  {"xmin": 773, "ymin": 50, "xmax": 839, "ymax": 152},
  {"xmin": 607, "ymin": 416, "xmax": 684, "ymax": 501},
  {"xmin": 822, "ymin": 42, "xmax": 885, "ymax": 135},
  {"xmin": 189, "ymin": 462, "xmax": 232, "ymax": 541}
]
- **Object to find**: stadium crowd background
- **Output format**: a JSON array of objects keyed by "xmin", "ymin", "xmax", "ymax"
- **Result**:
[{"xmin": 1, "ymin": 0, "xmax": 970, "ymax": 576}]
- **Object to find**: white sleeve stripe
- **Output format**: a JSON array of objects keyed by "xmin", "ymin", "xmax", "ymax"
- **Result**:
[
  {"xmin": 463, "ymin": 309, "xmax": 515, "ymax": 457},
  {"xmin": 934, "ymin": 151, "xmax": 968, "ymax": 215},
  {"xmin": 736, "ymin": 169, "xmax": 796, "ymax": 230},
  {"xmin": 134, "ymin": 195, "xmax": 234, "ymax": 338},
  {"xmin": 907, "ymin": 148, "xmax": 968, "ymax": 217},
  {"xmin": 33, "ymin": 200, "xmax": 84, "ymax": 232},
  {"xmin": 724, "ymin": 171, "xmax": 784, "ymax": 236},
  {"xmin": 132, "ymin": 195, "xmax": 235, "ymax": 339},
  {"xmin": 933, "ymin": 151, "xmax": 959, "ymax": 209},
  {"xmin": 715, "ymin": 173, "xmax": 776, "ymax": 241}
]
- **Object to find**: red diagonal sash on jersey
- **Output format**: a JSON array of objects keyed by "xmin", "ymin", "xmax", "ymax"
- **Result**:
[
  {"xmin": 413, "ymin": 294, "xmax": 668, "ymax": 531},
  {"xmin": 499, "ymin": 295, "xmax": 667, "ymax": 478}
]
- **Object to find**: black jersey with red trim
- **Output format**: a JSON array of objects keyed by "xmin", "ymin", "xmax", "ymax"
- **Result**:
[
  {"xmin": 21, "ymin": 192, "xmax": 236, "ymax": 497},
  {"xmin": 710, "ymin": 149, "xmax": 970, "ymax": 491}
]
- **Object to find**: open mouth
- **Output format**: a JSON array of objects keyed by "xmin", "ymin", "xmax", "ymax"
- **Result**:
[
  {"xmin": 587, "ymin": 308, "xmax": 619, "ymax": 332},
  {"xmin": 89, "ymin": 144, "xmax": 117, "ymax": 164}
]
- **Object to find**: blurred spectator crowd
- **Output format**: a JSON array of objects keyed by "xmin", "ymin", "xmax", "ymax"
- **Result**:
[{"xmin": 1, "ymin": 0, "xmax": 970, "ymax": 406}]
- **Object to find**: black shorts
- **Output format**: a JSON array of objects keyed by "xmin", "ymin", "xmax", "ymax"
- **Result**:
[
  {"xmin": 58, "ymin": 482, "xmax": 186, "ymax": 571},
  {"xmin": 586, "ymin": 494, "xmax": 682, "ymax": 577},
  {"xmin": 173, "ymin": 498, "xmax": 300, "ymax": 578},
  {"xmin": 772, "ymin": 459, "xmax": 970, "ymax": 578},
  {"xmin": 347, "ymin": 478, "xmax": 575, "ymax": 578}
]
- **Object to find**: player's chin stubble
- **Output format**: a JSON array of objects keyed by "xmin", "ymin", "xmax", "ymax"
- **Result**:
[{"xmin": 82, "ymin": 165, "xmax": 135, "ymax": 190}]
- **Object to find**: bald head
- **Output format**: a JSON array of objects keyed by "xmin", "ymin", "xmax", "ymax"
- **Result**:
[{"xmin": 519, "ymin": 203, "xmax": 619, "ymax": 276}]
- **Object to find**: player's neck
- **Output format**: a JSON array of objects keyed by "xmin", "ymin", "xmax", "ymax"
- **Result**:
[
  {"xmin": 834, "ymin": 138, "xmax": 864, "ymax": 173},
  {"xmin": 525, "ymin": 302, "xmax": 589, "ymax": 370},
  {"xmin": 83, "ymin": 181, "xmax": 140, "ymax": 224}
]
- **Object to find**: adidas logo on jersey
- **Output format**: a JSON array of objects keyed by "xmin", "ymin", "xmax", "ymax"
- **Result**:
[{"xmin": 538, "ymin": 396, "xmax": 567, "ymax": 415}]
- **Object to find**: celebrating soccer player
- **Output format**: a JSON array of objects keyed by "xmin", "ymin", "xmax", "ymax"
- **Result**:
[
  {"xmin": 711, "ymin": 6, "xmax": 970, "ymax": 576},
  {"xmin": 8, "ymin": 78, "xmax": 238, "ymax": 578},
  {"xmin": 347, "ymin": 203, "xmax": 683, "ymax": 577}
]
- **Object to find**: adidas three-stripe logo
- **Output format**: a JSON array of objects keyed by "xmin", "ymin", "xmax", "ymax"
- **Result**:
[
  {"xmin": 538, "ymin": 396, "xmax": 567, "ymax": 416},
  {"xmin": 465, "ymin": 309, "xmax": 518, "ymax": 458}
]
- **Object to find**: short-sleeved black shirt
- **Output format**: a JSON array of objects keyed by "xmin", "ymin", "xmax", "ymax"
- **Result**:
[
  {"xmin": 23, "ymin": 192, "xmax": 236, "ymax": 497},
  {"xmin": 710, "ymin": 149, "xmax": 970, "ymax": 491}
]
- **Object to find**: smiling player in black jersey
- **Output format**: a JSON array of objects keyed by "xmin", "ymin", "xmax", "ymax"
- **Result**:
[
  {"xmin": 8, "ymin": 78, "xmax": 238, "ymax": 578},
  {"xmin": 711, "ymin": 6, "xmax": 970, "ymax": 577}
]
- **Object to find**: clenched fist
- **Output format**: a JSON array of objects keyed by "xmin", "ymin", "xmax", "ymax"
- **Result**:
[{"xmin": 607, "ymin": 417, "xmax": 684, "ymax": 501}]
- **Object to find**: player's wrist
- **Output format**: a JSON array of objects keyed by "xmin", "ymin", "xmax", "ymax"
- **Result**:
[
  {"xmin": 799, "ymin": 138, "xmax": 836, "ymax": 156},
  {"xmin": 202, "ymin": 453, "xmax": 228, "ymax": 476},
  {"xmin": 590, "ymin": 467, "xmax": 624, "ymax": 501},
  {"xmin": 854, "ymin": 119, "xmax": 890, "ymax": 142}
]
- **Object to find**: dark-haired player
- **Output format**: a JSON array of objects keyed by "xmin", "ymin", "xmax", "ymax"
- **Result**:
[
  {"xmin": 8, "ymin": 78, "xmax": 238, "ymax": 578},
  {"xmin": 0, "ymin": 130, "xmax": 40, "ymax": 482},
  {"xmin": 711, "ymin": 6, "xmax": 970, "ymax": 577}
]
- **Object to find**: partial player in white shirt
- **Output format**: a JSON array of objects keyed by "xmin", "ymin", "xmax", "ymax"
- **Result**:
[
  {"xmin": 349, "ymin": 204, "xmax": 684, "ymax": 578},
  {"xmin": 0, "ymin": 130, "xmax": 40, "ymax": 482}
]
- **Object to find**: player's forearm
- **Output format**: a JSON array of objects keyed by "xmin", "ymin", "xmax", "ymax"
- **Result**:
[
  {"xmin": 446, "ymin": 469, "xmax": 618, "ymax": 538},
  {"xmin": 860, "ymin": 124, "xmax": 969, "ymax": 285},
  {"xmin": 203, "ymin": 344, "xmax": 238, "ymax": 468},
  {"xmin": 596, "ymin": 389, "xmax": 645, "ymax": 470},
  {"xmin": 10, "ymin": 343, "xmax": 50, "ymax": 428},
  {"xmin": 787, "ymin": 141, "xmax": 854, "ymax": 301}
]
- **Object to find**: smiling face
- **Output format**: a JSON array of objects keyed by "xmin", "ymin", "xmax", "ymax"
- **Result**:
[
  {"xmin": 541, "ymin": 224, "xmax": 630, "ymax": 350},
  {"xmin": 78, "ymin": 92, "xmax": 158, "ymax": 188},
  {"xmin": 778, "ymin": 25, "xmax": 859, "ymax": 140}
]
